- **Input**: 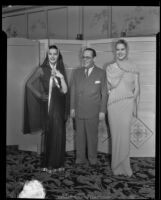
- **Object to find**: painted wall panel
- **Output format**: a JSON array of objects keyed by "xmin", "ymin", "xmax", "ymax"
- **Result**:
[
  {"xmin": 83, "ymin": 6, "xmax": 110, "ymax": 39},
  {"xmin": 68, "ymin": 6, "xmax": 80, "ymax": 39},
  {"xmin": 48, "ymin": 7, "xmax": 67, "ymax": 39},
  {"xmin": 28, "ymin": 11, "xmax": 47, "ymax": 38},
  {"xmin": 2, "ymin": 6, "xmax": 159, "ymax": 40},
  {"xmin": 112, "ymin": 6, "xmax": 160, "ymax": 37},
  {"xmin": 2, "ymin": 15, "xmax": 27, "ymax": 37}
]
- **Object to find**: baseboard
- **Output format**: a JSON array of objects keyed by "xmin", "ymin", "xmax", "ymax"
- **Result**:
[
  {"xmin": 18, "ymin": 144, "xmax": 41, "ymax": 154},
  {"xmin": 6, "ymin": 145, "xmax": 18, "ymax": 150}
]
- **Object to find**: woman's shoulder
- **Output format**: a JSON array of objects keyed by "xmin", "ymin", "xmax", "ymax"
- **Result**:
[
  {"xmin": 29, "ymin": 66, "xmax": 44, "ymax": 79},
  {"xmin": 94, "ymin": 65, "xmax": 105, "ymax": 72},
  {"xmin": 35, "ymin": 66, "xmax": 44, "ymax": 75},
  {"xmin": 106, "ymin": 62, "xmax": 117, "ymax": 72},
  {"xmin": 26, "ymin": 66, "xmax": 42, "ymax": 85}
]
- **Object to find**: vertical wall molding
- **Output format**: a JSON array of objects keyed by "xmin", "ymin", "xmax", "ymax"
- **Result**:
[
  {"xmin": 109, "ymin": 6, "xmax": 112, "ymax": 38},
  {"xmin": 45, "ymin": 8, "xmax": 48, "ymax": 39},
  {"xmin": 81, "ymin": 6, "xmax": 84, "ymax": 39},
  {"xmin": 25, "ymin": 12, "xmax": 28, "ymax": 38},
  {"xmin": 66, "ymin": 7, "xmax": 68, "ymax": 39}
]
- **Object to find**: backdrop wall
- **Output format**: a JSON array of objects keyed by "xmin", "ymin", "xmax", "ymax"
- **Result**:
[{"xmin": 7, "ymin": 37, "xmax": 156, "ymax": 157}]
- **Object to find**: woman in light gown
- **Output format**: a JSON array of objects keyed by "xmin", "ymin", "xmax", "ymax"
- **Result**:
[{"xmin": 106, "ymin": 39, "xmax": 140, "ymax": 177}]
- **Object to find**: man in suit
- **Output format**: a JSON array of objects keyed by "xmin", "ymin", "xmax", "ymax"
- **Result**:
[{"xmin": 70, "ymin": 47, "xmax": 107, "ymax": 166}]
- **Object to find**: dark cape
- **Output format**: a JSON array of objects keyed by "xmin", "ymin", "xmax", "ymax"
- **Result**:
[
  {"xmin": 23, "ymin": 63, "xmax": 70, "ymax": 169},
  {"xmin": 23, "ymin": 67, "xmax": 45, "ymax": 134},
  {"xmin": 22, "ymin": 66, "xmax": 70, "ymax": 134}
]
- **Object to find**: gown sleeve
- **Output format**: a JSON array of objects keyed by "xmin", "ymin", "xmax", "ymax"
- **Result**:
[{"xmin": 23, "ymin": 67, "xmax": 45, "ymax": 134}]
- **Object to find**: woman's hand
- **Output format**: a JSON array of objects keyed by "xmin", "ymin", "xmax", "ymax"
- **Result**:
[
  {"xmin": 70, "ymin": 109, "xmax": 75, "ymax": 118},
  {"xmin": 133, "ymin": 97, "xmax": 139, "ymax": 118},
  {"xmin": 55, "ymin": 69, "xmax": 68, "ymax": 94},
  {"xmin": 55, "ymin": 70, "xmax": 64, "ymax": 80},
  {"xmin": 99, "ymin": 112, "xmax": 105, "ymax": 121},
  {"xmin": 133, "ymin": 103, "xmax": 137, "ymax": 117},
  {"xmin": 133, "ymin": 94, "xmax": 140, "ymax": 106}
]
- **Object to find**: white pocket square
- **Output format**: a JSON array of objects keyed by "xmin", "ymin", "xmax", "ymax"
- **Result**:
[{"xmin": 95, "ymin": 80, "xmax": 101, "ymax": 84}]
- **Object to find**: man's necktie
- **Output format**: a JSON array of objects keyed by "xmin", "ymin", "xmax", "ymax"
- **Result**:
[
  {"xmin": 85, "ymin": 68, "xmax": 89, "ymax": 77},
  {"xmin": 85, "ymin": 66, "xmax": 93, "ymax": 77}
]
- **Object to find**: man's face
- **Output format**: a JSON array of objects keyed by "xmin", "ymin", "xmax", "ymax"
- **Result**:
[{"xmin": 82, "ymin": 50, "xmax": 94, "ymax": 68}]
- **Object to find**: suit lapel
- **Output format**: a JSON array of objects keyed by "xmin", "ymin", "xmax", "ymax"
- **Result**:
[
  {"xmin": 78, "ymin": 65, "xmax": 98, "ymax": 80},
  {"xmin": 88, "ymin": 65, "xmax": 98, "ymax": 79},
  {"xmin": 79, "ymin": 67, "xmax": 86, "ymax": 79}
]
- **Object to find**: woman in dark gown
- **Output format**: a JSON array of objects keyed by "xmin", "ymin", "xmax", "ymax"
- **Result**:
[{"xmin": 26, "ymin": 45, "xmax": 68, "ymax": 173}]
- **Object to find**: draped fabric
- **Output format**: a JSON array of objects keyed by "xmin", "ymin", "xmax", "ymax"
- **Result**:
[
  {"xmin": 108, "ymin": 98, "xmax": 133, "ymax": 176},
  {"xmin": 23, "ymin": 67, "xmax": 45, "ymax": 134},
  {"xmin": 107, "ymin": 60, "xmax": 138, "ymax": 105},
  {"xmin": 106, "ymin": 60, "xmax": 138, "ymax": 176},
  {"xmin": 23, "ymin": 62, "xmax": 68, "ymax": 169},
  {"xmin": 40, "ymin": 65, "xmax": 66, "ymax": 169}
]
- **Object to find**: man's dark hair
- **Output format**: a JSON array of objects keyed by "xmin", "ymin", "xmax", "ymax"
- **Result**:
[{"xmin": 83, "ymin": 47, "xmax": 97, "ymax": 57}]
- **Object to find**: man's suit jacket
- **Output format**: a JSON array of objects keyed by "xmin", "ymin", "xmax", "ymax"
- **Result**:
[{"xmin": 70, "ymin": 65, "xmax": 107, "ymax": 119}]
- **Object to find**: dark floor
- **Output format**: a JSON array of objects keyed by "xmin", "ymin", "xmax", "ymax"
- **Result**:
[{"xmin": 6, "ymin": 146, "xmax": 155, "ymax": 199}]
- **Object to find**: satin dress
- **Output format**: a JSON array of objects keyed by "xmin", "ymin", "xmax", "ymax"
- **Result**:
[{"xmin": 106, "ymin": 60, "xmax": 138, "ymax": 177}]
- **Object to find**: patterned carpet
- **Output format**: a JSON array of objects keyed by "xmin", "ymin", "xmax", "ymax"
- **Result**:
[{"xmin": 6, "ymin": 146, "xmax": 155, "ymax": 199}]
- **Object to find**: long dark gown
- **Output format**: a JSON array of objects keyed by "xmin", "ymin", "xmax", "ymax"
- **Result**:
[{"xmin": 40, "ymin": 66, "xmax": 66, "ymax": 169}]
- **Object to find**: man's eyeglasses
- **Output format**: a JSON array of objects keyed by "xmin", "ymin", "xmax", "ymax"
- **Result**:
[{"xmin": 82, "ymin": 56, "xmax": 93, "ymax": 60}]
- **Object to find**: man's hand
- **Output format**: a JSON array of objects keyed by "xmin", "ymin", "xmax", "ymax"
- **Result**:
[{"xmin": 99, "ymin": 112, "xmax": 105, "ymax": 121}]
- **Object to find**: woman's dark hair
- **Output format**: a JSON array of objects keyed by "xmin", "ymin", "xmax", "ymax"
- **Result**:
[
  {"xmin": 83, "ymin": 47, "xmax": 97, "ymax": 58},
  {"xmin": 41, "ymin": 45, "xmax": 67, "ymax": 79}
]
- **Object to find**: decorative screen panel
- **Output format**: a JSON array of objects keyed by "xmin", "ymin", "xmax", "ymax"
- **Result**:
[
  {"xmin": 87, "ymin": 37, "xmax": 156, "ymax": 156},
  {"xmin": 7, "ymin": 37, "xmax": 156, "ymax": 157}
]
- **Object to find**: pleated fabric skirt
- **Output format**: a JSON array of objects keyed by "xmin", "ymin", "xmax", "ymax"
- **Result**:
[
  {"xmin": 41, "ymin": 86, "xmax": 66, "ymax": 170},
  {"xmin": 108, "ymin": 98, "xmax": 134, "ymax": 177}
]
